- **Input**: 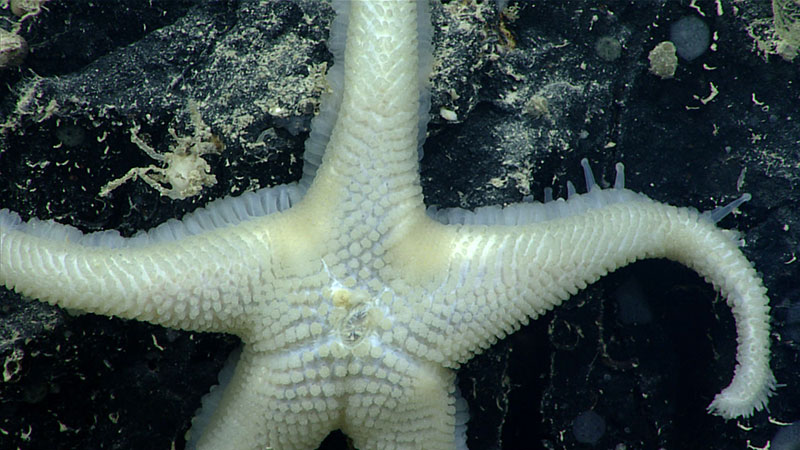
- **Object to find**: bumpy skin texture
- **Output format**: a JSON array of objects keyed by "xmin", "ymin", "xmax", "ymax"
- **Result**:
[{"xmin": 0, "ymin": 1, "xmax": 774, "ymax": 449}]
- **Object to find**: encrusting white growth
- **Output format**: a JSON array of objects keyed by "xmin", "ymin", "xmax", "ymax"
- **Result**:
[{"xmin": 0, "ymin": 0, "xmax": 775, "ymax": 448}]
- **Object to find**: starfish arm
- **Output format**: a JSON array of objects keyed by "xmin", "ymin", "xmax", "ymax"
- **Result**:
[
  {"xmin": 187, "ymin": 348, "xmax": 340, "ymax": 450},
  {"xmin": 0, "ymin": 207, "xmax": 277, "ymax": 334},
  {"xmin": 434, "ymin": 195, "xmax": 773, "ymax": 420},
  {"xmin": 189, "ymin": 347, "xmax": 459, "ymax": 450},
  {"xmin": 299, "ymin": 0, "xmax": 430, "ymax": 227},
  {"xmin": 342, "ymin": 362, "xmax": 460, "ymax": 450}
]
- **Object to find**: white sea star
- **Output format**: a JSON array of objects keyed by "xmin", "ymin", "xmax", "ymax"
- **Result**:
[{"xmin": 0, "ymin": 1, "xmax": 780, "ymax": 449}]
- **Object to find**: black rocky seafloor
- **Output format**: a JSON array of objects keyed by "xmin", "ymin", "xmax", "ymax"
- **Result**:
[{"xmin": 0, "ymin": 1, "xmax": 798, "ymax": 449}]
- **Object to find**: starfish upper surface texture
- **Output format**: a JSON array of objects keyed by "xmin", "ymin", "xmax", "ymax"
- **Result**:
[{"xmin": 0, "ymin": 1, "xmax": 782, "ymax": 449}]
